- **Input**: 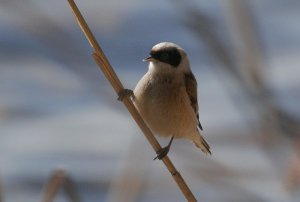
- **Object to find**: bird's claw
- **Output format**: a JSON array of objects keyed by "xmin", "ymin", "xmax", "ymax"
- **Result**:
[
  {"xmin": 154, "ymin": 136, "xmax": 174, "ymax": 160},
  {"xmin": 154, "ymin": 147, "xmax": 170, "ymax": 160},
  {"xmin": 118, "ymin": 89, "xmax": 133, "ymax": 101}
]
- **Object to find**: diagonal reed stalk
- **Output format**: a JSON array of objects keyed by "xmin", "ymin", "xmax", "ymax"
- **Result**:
[{"xmin": 67, "ymin": 0, "xmax": 197, "ymax": 201}]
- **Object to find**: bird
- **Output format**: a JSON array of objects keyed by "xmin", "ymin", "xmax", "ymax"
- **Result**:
[{"xmin": 118, "ymin": 42, "xmax": 211, "ymax": 160}]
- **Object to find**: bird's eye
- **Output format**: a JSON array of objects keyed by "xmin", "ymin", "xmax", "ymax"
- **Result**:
[
  {"xmin": 149, "ymin": 48, "xmax": 181, "ymax": 67},
  {"xmin": 160, "ymin": 52, "xmax": 169, "ymax": 61}
]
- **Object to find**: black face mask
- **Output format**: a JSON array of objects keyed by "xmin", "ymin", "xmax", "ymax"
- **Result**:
[{"xmin": 150, "ymin": 47, "xmax": 181, "ymax": 67}]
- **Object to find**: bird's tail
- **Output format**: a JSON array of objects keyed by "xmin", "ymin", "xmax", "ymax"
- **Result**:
[{"xmin": 193, "ymin": 133, "xmax": 211, "ymax": 155}]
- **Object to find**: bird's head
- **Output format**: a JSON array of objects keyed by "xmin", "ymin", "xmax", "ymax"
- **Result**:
[{"xmin": 144, "ymin": 42, "xmax": 190, "ymax": 73}]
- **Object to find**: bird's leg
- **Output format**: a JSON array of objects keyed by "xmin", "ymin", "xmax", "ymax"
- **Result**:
[
  {"xmin": 154, "ymin": 136, "xmax": 174, "ymax": 160},
  {"xmin": 117, "ymin": 89, "xmax": 134, "ymax": 101}
]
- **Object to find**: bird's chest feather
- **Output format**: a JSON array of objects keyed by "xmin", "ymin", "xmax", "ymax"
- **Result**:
[
  {"xmin": 135, "ymin": 74, "xmax": 190, "ymax": 125},
  {"xmin": 140, "ymin": 74, "xmax": 184, "ymax": 109}
]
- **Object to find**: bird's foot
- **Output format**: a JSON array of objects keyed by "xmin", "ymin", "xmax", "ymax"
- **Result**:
[
  {"xmin": 154, "ymin": 146, "xmax": 170, "ymax": 160},
  {"xmin": 117, "ymin": 89, "xmax": 133, "ymax": 101},
  {"xmin": 154, "ymin": 136, "xmax": 174, "ymax": 160}
]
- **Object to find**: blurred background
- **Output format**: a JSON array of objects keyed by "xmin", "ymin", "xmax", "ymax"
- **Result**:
[{"xmin": 0, "ymin": 0, "xmax": 300, "ymax": 201}]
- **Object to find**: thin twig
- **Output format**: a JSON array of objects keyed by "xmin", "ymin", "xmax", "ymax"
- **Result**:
[{"xmin": 67, "ymin": 0, "xmax": 197, "ymax": 201}]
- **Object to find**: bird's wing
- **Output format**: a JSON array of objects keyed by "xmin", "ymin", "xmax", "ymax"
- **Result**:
[{"xmin": 184, "ymin": 72, "xmax": 203, "ymax": 130}]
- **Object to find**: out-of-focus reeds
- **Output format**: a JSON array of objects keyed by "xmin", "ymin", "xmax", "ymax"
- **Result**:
[
  {"xmin": 41, "ymin": 169, "xmax": 81, "ymax": 202},
  {"xmin": 174, "ymin": 0, "xmax": 300, "ymax": 192}
]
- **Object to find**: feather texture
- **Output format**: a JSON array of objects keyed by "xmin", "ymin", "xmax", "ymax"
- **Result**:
[{"xmin": 184, "ymin": 72, "xmax": 203, "ymax": 130}]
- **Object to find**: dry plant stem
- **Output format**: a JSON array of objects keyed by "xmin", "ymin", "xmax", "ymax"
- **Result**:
[
  {"xmin": 41, "ymin": 170, "xmax": 81, "ymax": 202},
  {"xmin": 67, "ymin": 0, "xmax": 197, "ymax": 201}
]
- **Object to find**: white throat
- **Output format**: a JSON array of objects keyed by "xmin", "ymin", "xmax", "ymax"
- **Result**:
[{"xmin": 148, "ymin": 61, "xmax": 177, "ymax": 75}]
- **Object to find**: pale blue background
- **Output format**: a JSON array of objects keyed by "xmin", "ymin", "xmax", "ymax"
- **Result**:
[{"xmin": 0, "ymin": 0, "xmax": 300, "ymax": 201}]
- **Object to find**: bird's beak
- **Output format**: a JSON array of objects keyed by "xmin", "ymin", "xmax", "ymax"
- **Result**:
[{"xmin": 143, "ymin": 56, "xmax": 154, "ymax": 62}]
